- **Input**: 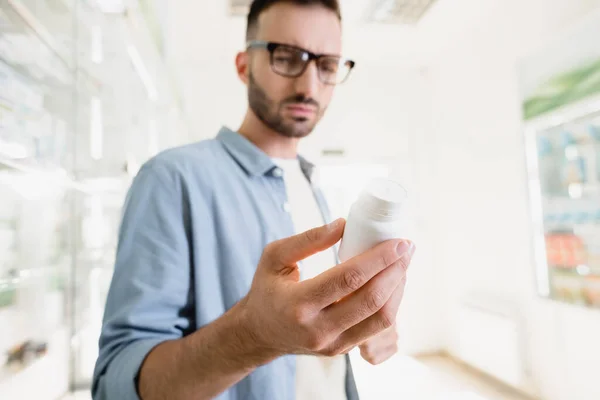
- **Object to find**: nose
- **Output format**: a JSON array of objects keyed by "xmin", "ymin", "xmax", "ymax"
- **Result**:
[{"xmin": 293, "ymin": 61, "xmax": 320, "ymax": 99}]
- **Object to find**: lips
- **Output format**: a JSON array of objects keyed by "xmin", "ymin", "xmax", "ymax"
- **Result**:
[{"xmin": 286, "ymin": 104, "xmax": 316, "ymax": 117}]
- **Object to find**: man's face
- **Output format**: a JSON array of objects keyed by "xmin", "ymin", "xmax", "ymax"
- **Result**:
[{"xmin": 245, "ymin": 3, "xmax": 342, "ymax": 138}]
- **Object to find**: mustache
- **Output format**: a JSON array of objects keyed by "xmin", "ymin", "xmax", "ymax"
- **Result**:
[{"xmin": 282, "ymin": 94, "xmax": 319, "ymax": 108}]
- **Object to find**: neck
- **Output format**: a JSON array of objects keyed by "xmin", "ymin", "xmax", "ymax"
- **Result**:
[{"xmin": 237, "ymin": 110, "xmax": 300, "ymax": 159}]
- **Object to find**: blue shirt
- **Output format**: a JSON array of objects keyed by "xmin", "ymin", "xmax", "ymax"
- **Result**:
[{"xmin": 92, "ymin": 127, "xmax": 359, "ymax": 400}]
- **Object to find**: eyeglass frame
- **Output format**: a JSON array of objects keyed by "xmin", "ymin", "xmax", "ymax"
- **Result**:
[{"xmin": 246, "ymin": 40, "xmax": 356, "ymax": 85}]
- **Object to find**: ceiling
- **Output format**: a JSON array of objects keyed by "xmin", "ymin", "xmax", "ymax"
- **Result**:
[{"xmin": 228, "ymin": 0, "xmax": 439, "ymax": 23}]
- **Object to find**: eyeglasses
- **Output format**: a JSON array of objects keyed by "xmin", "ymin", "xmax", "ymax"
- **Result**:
[{"xmin": 246, "ymin": 40, "xmax": 355, "ymax": 85}]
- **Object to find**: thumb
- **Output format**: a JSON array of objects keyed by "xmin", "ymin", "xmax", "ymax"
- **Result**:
[{"xmin": 272, "ymin": 218, "xmax": 345, "ymax": 266}]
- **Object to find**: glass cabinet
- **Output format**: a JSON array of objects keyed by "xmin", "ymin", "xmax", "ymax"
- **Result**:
[
  {"xmin": 525, "ymin": 99, "xmax": 600, "ymax": 309},
  {"xmin": 0, "ymin": 0, "xmax": 187, "ymax": 397}
]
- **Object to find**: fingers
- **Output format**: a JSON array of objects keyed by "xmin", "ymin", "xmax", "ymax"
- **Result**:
[
  {"xmin": 269, "ymin": 219, "xmax": 346, "ymax": 267},
  {"xmin": 318, "ymin": 245, "xmax": 410, "ymax": 333},
  {"xmin": 300, "ymin": 240, "xmax": 413, "ymax": 309},
  {"xmin": 332, "ymin": 276, "xmax": 407, "ymax": 352},
  {"xmin": 360, "ymin": 342, "xmax": 398, "ymax": 365},
  {"xmin": 358, "ymin": 324, "xmax": 398, "ymax": 353}
]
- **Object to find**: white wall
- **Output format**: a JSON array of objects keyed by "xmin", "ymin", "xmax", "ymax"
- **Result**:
[{"xmin": 423, "ymin": 0, "xmax": 600, "ymax": 399}]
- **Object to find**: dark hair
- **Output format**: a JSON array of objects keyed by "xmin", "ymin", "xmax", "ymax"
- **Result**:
[{"xmin": 246, "ymin": 0, "xmax": 342, "ymax": 40}]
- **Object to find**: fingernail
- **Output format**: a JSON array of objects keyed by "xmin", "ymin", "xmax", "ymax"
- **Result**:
[
  {"xmin": 396, "ymin": 241, "xmax": 411, "ymax": 256},
  {"xmin": 408, "ymin": 243, "xmax": 416, "ymax": 258},
  {"xmin": 328, "ymin": 218, "xmax": 343, "ymax": 230}
]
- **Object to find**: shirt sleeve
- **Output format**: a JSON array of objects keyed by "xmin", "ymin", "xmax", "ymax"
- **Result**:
[{"xmin": 92, "ymin": 161, "xmax": 194, "ymax": 400}]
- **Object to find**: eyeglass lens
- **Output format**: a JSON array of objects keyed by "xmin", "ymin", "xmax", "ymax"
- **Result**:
[{"xmin": 271, "ymin": 45, "xmax": 350, "ymax": 84}]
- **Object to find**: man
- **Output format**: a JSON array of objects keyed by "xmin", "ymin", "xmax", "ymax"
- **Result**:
[{"xmin": 92, "ymin": 0, "xmax": 415, "ymax": 399}]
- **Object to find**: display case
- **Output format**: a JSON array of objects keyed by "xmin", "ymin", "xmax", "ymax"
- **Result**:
[
  {"xmin": 0, "ymin": 0, "xmax": 187, "ymax": 397},
  {"xmin": 525, "ymin": 101, "xmax": 600, "ymax": 308},
  {"xmin": 520, "ymin": 6, "xmax": 600, "ymax": 310}
]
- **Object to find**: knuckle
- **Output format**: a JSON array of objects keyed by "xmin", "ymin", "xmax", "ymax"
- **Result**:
[
  {"xmin": 305, "ymin": 331, "xmax": 328, "ymax": 352},
  {"xmin": 365, "ymin": 289, "xmax": 387, "ymax": 313},
  {"xmin": 377, "ymin": 240, "xmax": 401, "ymax": 267},
  {"xmin": 375, "ymin": 253, "xmax": 390, "ymax": 273},
  {"xmin": 312, "ymin": 280, "xmax": 331, "ymax": 303},
  {"xmin": 384, "ymin": 243, "xmax": 400, "ymax": 266},
  {"xmin": 291, "ymin": 305, "xmax": 313, "ymax": 325},
  {"xmin": 342, "ymin": 268, "xmax": 364, "ymax": 291},
  {"xmin": 303, "ymin": 227, "xmax": 321, "ymax": 243},
  {"xmin": 378, "ymin": 307, "xmax": 396, "ymax": 330},
  {"xmin": 263, "ymin": 242, "xmax": 279, "ymax": 259},
  {"xmin": 398, "ymin": 254, "xmax": 411, "ymax": 272}
]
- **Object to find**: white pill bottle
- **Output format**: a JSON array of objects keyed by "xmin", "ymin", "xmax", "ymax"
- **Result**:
[{"xmin": 338, "ymin": 178, "xmax": 407, "ymax": 262}]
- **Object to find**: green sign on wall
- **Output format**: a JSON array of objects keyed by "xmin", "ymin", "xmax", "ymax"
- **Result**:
[{"xmin": 523, "ymin": 58, "xmax": 600, "ymax": 120}]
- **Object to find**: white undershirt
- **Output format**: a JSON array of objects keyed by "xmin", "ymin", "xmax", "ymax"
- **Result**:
[{"xmin": 272, "ymin": 157, "xmax": 347, "ymax": 400}]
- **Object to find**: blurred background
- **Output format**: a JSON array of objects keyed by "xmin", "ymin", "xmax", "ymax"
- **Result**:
[{"xmin": 0, "ymin": 0, "xmax": 599, "ymax": 399}]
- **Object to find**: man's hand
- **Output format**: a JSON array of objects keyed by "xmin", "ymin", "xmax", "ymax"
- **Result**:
[
  {"xmin": 137, "ymin": 219, "xmax": 414, "ymax": 400},
  {"xmin": 238, "ymin": 218, "xmax": 415, "ymax": 359}
]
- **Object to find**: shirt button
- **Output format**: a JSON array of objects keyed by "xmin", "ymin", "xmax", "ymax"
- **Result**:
[
  {"xmin": 283, "ymin": 202, "xmax": 291, "ymax": 213},
  {"xmin": 272, "ymin": 167, "xmax": 283, "ymax": 177}
]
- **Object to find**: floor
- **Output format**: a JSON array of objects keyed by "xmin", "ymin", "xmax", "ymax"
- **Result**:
[
  {"xmin": 62, "ymin": 355, "xmax": 536, "ymax": 400},
  {"xmin": 349, "ymin": 353, "xmax": 536, "ymax": 400}
]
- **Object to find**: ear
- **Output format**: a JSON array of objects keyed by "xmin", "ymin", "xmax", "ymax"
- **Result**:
[{"xmin": 235, "ymin": 51, "xmax": 250, "ymax": 85}]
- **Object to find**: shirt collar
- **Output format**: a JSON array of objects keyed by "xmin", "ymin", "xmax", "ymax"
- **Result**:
[{"xmin": 217, "ymin": 126, "xmax": 315, "ymax": 180}]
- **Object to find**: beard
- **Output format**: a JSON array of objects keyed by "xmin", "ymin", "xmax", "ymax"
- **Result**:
[{"xmin": 248, "ymin": 72, "xmax": 324, "ymax": 138}]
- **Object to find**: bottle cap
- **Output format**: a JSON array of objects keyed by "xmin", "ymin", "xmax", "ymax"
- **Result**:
[{"xmin": 357, "ymin": 178, "xmax": 407, "ymax": 220}]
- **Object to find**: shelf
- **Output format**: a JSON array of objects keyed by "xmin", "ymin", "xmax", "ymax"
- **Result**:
[
  {"xmin": 541, "ymin": 195, "xmax": 600, "ymax": 225},
  {"xmin": 0, "ymin": 52, "xmax": 72, "ymax": 94},
  {"xmin": 1, "ymin": 0, "xmax": 102, "ymax": 95},
  {"xmin": 0, "ymin": 3, "xmax": 72, "ymax": 86},
  {"xmin": 5, "ymin": 0, "xmax": 71, "ymax": 67},
  {"xmin": 0, "ymin": 265, "xmax": 65, "ymax": 290},
  {"xmin": 550, "ymin": 266, "xmax": 600, "ymax": 276},
  {"xmin": 549, "ymin": 268, "xmax": 600, "ymax": 308},
  {"xmin": 0, "ymin": 153, "xmax": 92, "ymax": 193}
]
